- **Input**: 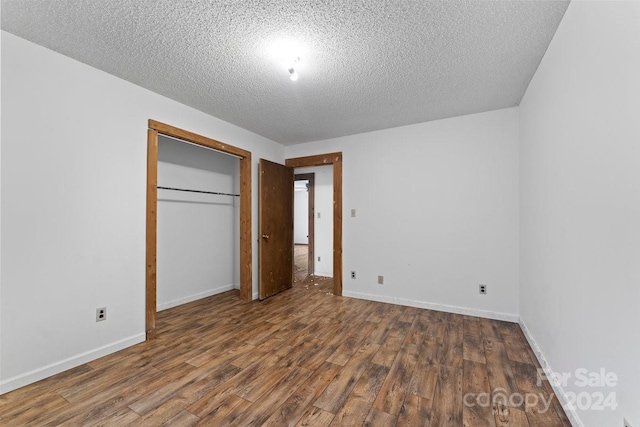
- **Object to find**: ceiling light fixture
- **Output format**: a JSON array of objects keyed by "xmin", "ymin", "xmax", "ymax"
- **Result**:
[
  {"xmin": 288, "ymin": 57, "xmax": 300, "ymax": 82},
  {"xmin": 288, "ymin": 67, "xmax": 299, "ymax": 81}
]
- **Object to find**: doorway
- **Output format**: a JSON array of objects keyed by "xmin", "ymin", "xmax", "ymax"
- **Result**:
[
  {"xmin": 294, "ymin": 173, "xmax": 314, "ymax": 282},
  {"xmin": 146, "ymin": 120, "xmax": 252, "ymax": 340},
  {"xmin": 286, "ymin": 153, "xmax": 343, "ymax": 296}
]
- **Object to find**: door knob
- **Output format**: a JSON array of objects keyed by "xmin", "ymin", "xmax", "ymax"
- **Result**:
[{"xmin": 262, "ymin": 234, "xmax": 270, "ymax": 239}]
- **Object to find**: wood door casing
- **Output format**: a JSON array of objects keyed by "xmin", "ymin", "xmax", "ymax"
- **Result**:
[
  {"xmin": 146, "ymin": 120, "xmax": 252, "ymax": 340},
  {"xmin": 259, "ymin": 159, "xmax": 294, "ymax": 300},
  {"xmin": 286, "ymin": 153, "xmax": 342, "ymax": 296}
]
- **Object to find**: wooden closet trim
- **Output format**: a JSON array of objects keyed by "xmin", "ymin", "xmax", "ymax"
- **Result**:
[
  {"xmin": 286, "ymin": 152, "xmax": 343, "ymax": 296},
  {"xmin": 146, "ymin": 120, "xmax": 252, "ymax": 340}
]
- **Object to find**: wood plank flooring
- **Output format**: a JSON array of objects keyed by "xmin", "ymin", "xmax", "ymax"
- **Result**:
[
  {"xmin": 294, "ymin": 244, "xmax": 309, "ymax": 282},
  {"xmin": 0, "ymin": 277, "xmax": 571, "ymax": 426}
]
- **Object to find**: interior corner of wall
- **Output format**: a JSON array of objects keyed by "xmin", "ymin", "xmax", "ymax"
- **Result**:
[{"xmin": 518, "ymin": 318, "xmax": 584, "ymax": 427}]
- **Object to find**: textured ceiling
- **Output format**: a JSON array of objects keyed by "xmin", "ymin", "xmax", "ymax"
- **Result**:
[{"xmin": 1, "ymin": 0, "xmax": 569, "ymax": 145}]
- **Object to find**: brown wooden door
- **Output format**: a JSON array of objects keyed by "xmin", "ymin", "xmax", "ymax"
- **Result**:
[{"xmin": 259, "ymin": 159, "xmax": 294, "ymax": 300}]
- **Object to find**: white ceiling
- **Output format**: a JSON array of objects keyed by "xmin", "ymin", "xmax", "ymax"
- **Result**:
[{"xmin": 1, "ymin": 0, "xmax": 569, "ymax": 145}]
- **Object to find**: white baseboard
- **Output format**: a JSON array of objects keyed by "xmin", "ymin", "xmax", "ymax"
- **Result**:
[
  {"xmin": 313, "ymin": 271, "xmax": 333, "ymax": 278},
  {"xmin": 343, "ymin": 291, "xmax": 519, "ymax": 322},
  {"xmin": 252, "ymin": 291, "xmax": 259, "ymax": 300},
  {"xmin": 518, "ymin": 320, "xmax": 583, "ymax": 427},
  {"xmin": 157, "ymin": 284, "xmax": 235, "ymax": 311},
  {"xmin": 0, "ymin": 333, "xmax": 145, "ymax": 395}
]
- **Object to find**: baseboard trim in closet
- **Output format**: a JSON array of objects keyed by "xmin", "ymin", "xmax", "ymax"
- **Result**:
[{"xmin": 157, "ymin": 285, "xmax": 235, "ymax": 311}]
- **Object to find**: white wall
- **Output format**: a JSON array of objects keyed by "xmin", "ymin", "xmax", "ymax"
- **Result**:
[
  {"xmin": 0, "ymin": 31, "xmax": 284, "ymax": 393},
  {"xmin": 519, "ymin": 2, "xmax": 640, "ymax": 426},
  {"xmin": 157, "ymin": 136, "xmax": 239, "ymax": 310},
  {"xmin": 295, "ymin": 167, "xmax": 334, "ymax": 277},
  {"xmin": 286, "ymin": 108, "xmax": 520, "ymax": 319},
  {"xmin": 293, "ymin": 181, "xmax": 309, "ymax": 244}
]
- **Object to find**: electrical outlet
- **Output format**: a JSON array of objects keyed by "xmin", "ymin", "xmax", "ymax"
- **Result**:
[
  {"xmin": 378, "ymin": 275, "xmax": 384, "ymax": 285},
  {"xmin": 624, "ymin": 418, "xmax": 633, "ymax": 427},
  {"xmin": 351, "ymin": 209, "xmax": 356, "ymax": 217},
  {"xmin": 479, "ymin": 284, "xmax": 487, "ymax": 295},
  {"xmin": 96, "ymin": 307, "xmax": 107, "ymax": 322},
  {"xmin": 317, "ymin": 212, "xmax": 321, "ymax": 219},
  {"xmin": 351, "ymin": 271, "xmax": 356, "ymax": 279},
  {"xmin": 318, "ymin": 256, "xmax": 321, "ymax": 262}
]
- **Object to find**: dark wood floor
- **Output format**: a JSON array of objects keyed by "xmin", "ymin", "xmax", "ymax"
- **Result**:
[{"xmin": 0, "ymin": 277, "xmax": 570, "ymax": 426}]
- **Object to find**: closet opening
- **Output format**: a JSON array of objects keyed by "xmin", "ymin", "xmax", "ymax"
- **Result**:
[
  {"xmin": 157, "ymin": 135, "xmax": 240, "ymax": 312},
  {"xmin": 146, "ymin": 120, "xmax": 252, "ymax": 340}
]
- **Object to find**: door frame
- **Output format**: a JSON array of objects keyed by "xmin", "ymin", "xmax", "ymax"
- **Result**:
[
  {"xmin": 146, "ymin": 120, "xmax": 252, "ymax": 339},
  {"xmin": 286, "ymin": 153, "xmax": 343, "ymax": 296},
  {"xmin": 294, "ymin": 173, "xmax": 315, "ymax": 277}
]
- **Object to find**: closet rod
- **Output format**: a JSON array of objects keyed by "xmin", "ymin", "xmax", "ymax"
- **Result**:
[{"xmin": 157, "ymin": 186, "xmax": 240, "ymax": 197}]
